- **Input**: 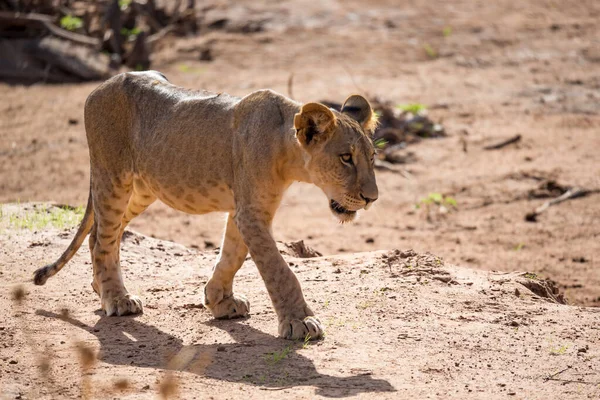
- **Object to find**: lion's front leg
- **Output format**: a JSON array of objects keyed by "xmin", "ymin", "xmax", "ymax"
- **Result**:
[
  {"xmin": 234, "ymin": 208, "xmax": 324, "ymax": 340},
  {"xmin": 204, "ymin": 213, "xmax": 250, "ymax": 319}
]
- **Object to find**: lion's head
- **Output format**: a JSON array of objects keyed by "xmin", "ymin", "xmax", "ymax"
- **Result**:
[{"xmin": 294, "ymin": 95, "xmax": 379, "ymax": 223}]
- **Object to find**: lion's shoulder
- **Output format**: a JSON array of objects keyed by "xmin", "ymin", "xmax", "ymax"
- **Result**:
[{"xmin": 233, "ymin": 89, "xmax": 298, "ymax": 131}]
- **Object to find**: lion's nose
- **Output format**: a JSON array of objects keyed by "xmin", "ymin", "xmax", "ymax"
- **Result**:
[{"xmin": 360, "ymin": 193, "xmax": 378, "ymax": 205}]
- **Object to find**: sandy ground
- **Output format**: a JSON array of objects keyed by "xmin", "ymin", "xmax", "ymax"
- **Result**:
[
  {"xmin": 1, "ymin": 0, "xmax": 599, "ymax": 307},
  {"xmin": 1, "ymin": 213, "xmax": 599, "ymax": 399},
  {"xmin": 1, "ymin": 0, "xmax": 600, "ymax": 398}
]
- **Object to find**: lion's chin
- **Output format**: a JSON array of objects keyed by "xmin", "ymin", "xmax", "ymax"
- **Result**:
[{"xmin": 329, "ymin": 199, "xmax": 357, "ymax": 224}]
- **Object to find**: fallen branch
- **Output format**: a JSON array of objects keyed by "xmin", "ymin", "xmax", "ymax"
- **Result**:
[
  {"xmin": 374, "ymin": 159, "xmax": 413, "ymax": 179},
  {"xmin": 543, "ymin": 366, "xmax": 572, "ymax": 382},
  {"xmin": 544, "ymin": 378, "xmax": 599, "ymax": 385},
  {"xmin": 0, "ymin": 11, "xmax": 100, "ymax": 46},
  {"xmin": 147, "ymin": 24, "xmax": 175, "ymax": 45},
  {"xmin": 483, "ymin": 134, "xmax": 521, "ymax": 150},
  {"xmin": 526, "ymin": 187, "xmax": 599, "ymax": 222}
]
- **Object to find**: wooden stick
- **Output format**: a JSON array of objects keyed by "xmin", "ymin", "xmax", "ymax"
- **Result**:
[
  {"xmin": 483, "ymin": 134, "xmax": 521, "ymax": 150},
  {"xmin": 374, "ymin": 159, "xmax": 413, "ymax": 179},
  {"xmin": 0, "ymin": 11, "xmax": 100, "ymax": 46},
  {"xmin": 147, "ymin": 25, "xmax": 174, "ymax": 45},
  {"xmin": 526, "ymin": 187, "xmax": 598, "ymax": 222}
]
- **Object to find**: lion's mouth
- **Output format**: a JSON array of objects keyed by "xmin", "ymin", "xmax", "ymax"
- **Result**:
[{"xmin": 329, "ymin": 199, "xmax": 356, "ymax": 217}]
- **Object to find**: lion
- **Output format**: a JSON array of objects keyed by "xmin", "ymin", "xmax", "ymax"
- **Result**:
[{"xmin": 33, "ymin": 70, "xmax": 379, "ymax": 340}]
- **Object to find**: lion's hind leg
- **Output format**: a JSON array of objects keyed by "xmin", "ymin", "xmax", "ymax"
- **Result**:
[
  {"xmin": 91, "ymin": 171, "xmax": 143, "ymax": 316},
  {"xmin": 89, "ymin": 178, "xmax": 156, "ymax": 296},
  {"xmin": 120, "ymin": 178, "xmax": 157, "ymax": 234}
]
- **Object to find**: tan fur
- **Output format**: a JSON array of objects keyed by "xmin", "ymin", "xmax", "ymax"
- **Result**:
[{"xmin": 33, "ymin": 71, "xmax": 378, "ymax": 340}]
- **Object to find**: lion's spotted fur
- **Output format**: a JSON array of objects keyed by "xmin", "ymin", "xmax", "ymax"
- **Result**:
[{"xmin": 33, "ymin": 71, "xmax": 378, "ymax": 340}]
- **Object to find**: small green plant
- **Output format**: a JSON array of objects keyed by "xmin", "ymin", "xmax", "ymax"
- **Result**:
[
  {"xmin": 120, "ymin": 27, "xmax": 141, "ymax": 39},
  {"xmin": 302, "ymin": 334, "xmax": 311, "ymax": 349},
  {"xmin": 423, "ymin": 43, "xmax": 438, "ymax": 59},
  {"xmin": 373, "ymin": 138, "xmax": 388, "ymax": 149},
  {"xmin": 396, "ymin": 103, "xmax": 427, "ymax": 115},
  {"xmin": 356, "ymin": 300, "xmax": 375, "ymax": 310},
  {"xmin": 265, "ymin": 346, "xmax": 292, "ymax": 364},
  {"xmin": 514, "ymin": 243, "xmax": 525, "ymax": 251},
  {"xmin": 550, "ymin": 344, "xmax": 569, "ymax": 355},
  {"xmin": 326, "ymin": 317, "xmax": 348, "ymax": 328},
  {"xmin": 524, "ymin": 272, "xmax": 538, "ymax": 280},
  {"xmin": 60, "ymin": 15, "xmax": 83, "ymax": 31},
  {"xmin": 177, "ymin": 64, "xmax": 205, "ymax": 74},
  {"xmin": 415, "ymin": 193, "xmax": 458, "ymax": 209},
  {"xmin": 119, "ymin": 0, "xmax": 132, "ymax": 9},
  {"xmin": 442, "ymin": 26, "xmax": 453, "ymax": 37}
]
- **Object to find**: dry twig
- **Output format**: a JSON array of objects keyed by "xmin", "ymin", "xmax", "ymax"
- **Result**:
[
  {"xmin": 525, "ymin": 187, "xmax": 598, "ymax": 222},
  {"xmin": 483, "ymin": 134, "xmax": 521, "ymax": 150}
]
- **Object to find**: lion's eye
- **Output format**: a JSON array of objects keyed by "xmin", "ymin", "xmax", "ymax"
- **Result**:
[{"xmin": 340, "ymin": 154, "xmax": 353, "ymax": 164}]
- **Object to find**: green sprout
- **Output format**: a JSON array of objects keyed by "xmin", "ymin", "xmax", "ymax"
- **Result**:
[
  {"xmin": 514, "ymin": 243, "xmax": 525, "ymax": 251},
  {"xmin": 415, "ymin": 193, "xmax": 458, "ymax": 209},
  {"xmin": 396, "ymin": 103, "xmax": 427, "ymax": 115},
  {"xmin": 302, "ymin": 334, "xmax": 311, "ymax": 349},
  {"xmin": 265, "ymin": 346, "xmax": 292, "ymax": 364},
  {"xmin": 423, "ymin": 43, "xmax": 438, "ymax": 59},
  {"xmin": 120, "ymin": 27, "xmax": 141, "ymax": 39},
  {"xmin": 373, "ymin": 138, "xmax": 388, "ymax": 149},
  {"xmin": 60, "ymin": 15, "xmax": 83, "ymax": 31}
]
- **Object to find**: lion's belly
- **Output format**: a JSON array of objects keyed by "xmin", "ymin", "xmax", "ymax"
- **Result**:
[{"xmin": 140, "ymin": 174, "xmax": 235, "ymax": 214}]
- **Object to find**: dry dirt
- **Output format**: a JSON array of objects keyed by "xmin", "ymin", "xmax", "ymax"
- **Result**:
[
  {"xmin": 1, "ymin": 0, "xmax": 600, "ymax": 398},
  {"xmin": 1, "ymin": 207, "xmax": 599, "ymax": 399}
]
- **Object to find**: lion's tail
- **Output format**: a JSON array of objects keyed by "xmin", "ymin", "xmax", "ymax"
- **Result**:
[{"xmin": 33, "ymin": 185, "xmax": 94, "ymax": 285}]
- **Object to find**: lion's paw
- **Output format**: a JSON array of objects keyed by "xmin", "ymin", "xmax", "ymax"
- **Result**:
[
  {"xmin": 207, "ymin": 294, "xmax": 250, "ymax": 319},
  {"xmin": 279, "ymin": 316, "xmax": 323, "ymax": 340},
  {"xmin": 102, "ymin": 293, "xmax": 143, "ymax": 316}
]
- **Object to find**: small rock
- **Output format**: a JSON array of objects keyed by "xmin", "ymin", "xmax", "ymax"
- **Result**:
[
  {"xmin": 68, "ymin": 118, "xmax": 79, "ymax": 125},
  {"xmin": 217, "ymin": 345, "xmax": 226, "ymax": 352},
  {"xmin": 9, "ymin": 360, "xmax": 17, "ymax": 365},
  {"xmin": 199, "ymin": 48, "xmax": 213, "ymax": 61},
  {"xmin": 365, "ymin": 238, "xmax": 375, "ymax": 244},
  {"xmin": 514, "ymin": 288, "xmax": 521, "ymax": 297}
]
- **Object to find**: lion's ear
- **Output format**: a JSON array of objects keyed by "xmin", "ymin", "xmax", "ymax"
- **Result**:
[
  {"xmin": 341, "ymin": 95, "xmax": 378, "ymax": 134},
  {"xmin": 294, "ymin": 103, "xmax": 337, "ymax": 147}
]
